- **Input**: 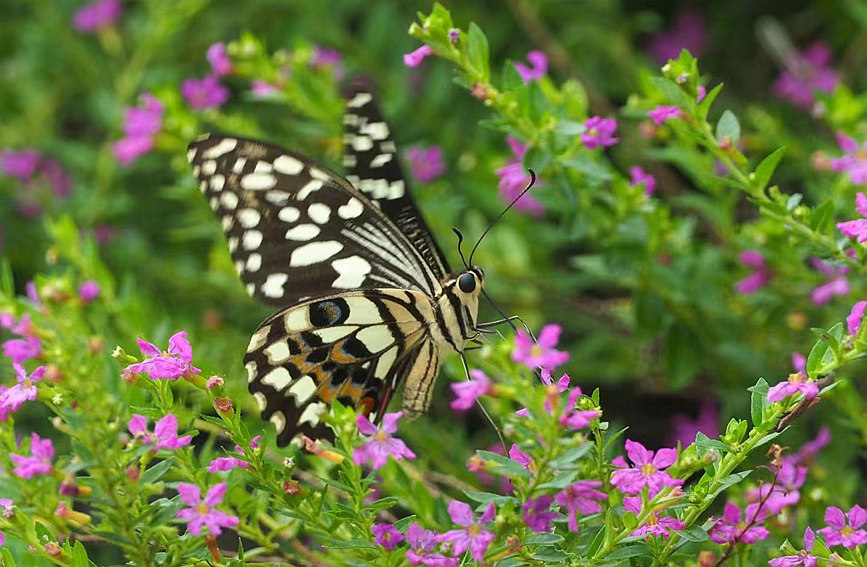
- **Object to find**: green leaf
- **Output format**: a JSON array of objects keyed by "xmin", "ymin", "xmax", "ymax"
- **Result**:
[
  {"xmin": 393, "ymin": 515, "xmax": 417, "ymax": 532},
  {"xmin": 678, "ymin": 525, "xmax": 709, "ymax": 542},
  {"xmin": 466, "ymin": 22, "xmax": 490, "ymax": 81},
  {"xmin": 537, "ymin": 470, "xmax": 580, "ymax": 490},
  {"xmin": 462, "ymin": 490, "xmax": 517, "ymax": 506},
  {"xmin": 749, "ymin": 377, "xmax": 770, "ymax": 426},
  {"xmin": 715, "ymin": 110, "xmax": 741, "ymax": 143},
  {"xmin": 35, "ymin": 521, "xmax": 56, "ymax": 542},
  {"xmin": 525, "ymin": 533, "xmax": 564, "ymax": 545},
  {"xmin": 562, "ymin": 154, "xmax": 612, "ymax": 183},
  {"xmin": 694, "ymin": 432, "xmax": 729, "ymax": 453},
  {"xmin": 327, "ymin": 539, "xmax": 376, "ymax": 549},
  {"xmin": 709, "ymin": 470, "xmax": 752, "ymax": 498},
  {"xmin": 476, "ymin": 450, "xmax": 532, "ymax": 478},
  {"xmin": 753, "ymin": 148, "xmax": 785, "ymax": 190},
  {"xmin": 141, "ymin": 458, "xmax": 175, "ymax": 484},
  {"xmin": 697, "ymin": 83, "xmax": 723, "ymax": 119},
  {"xmin": 605, "ymin": 543, "xmax": 651, "ymax": 560},
  {"xmin": 649, "ymin": 76, "xmax": 692, "ymax": 108},
  {"xmin": 72, "ymin": 541, "xmax": 91, "ymax": 567},
  {"xmin": 555, "ymin": 120, "xmax": 587, "ymax": 136},
  {"xmin": 1, "ymin": 548, "xmax": 18, "ymax": 567},
  {"xmin": 548, "ymin": 443, "xmax": 593, "ymax": 468}
]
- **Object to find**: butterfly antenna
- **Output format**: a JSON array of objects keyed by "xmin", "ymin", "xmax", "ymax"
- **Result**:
[
  {"xmin": 459, "ymin": 352, "xmax": 506, "ymax": 450},
  {"xmin": 468, "ymin": 169, "xmax": 536, "ymax": 266},
  {"xmin": 452, "ymin": 227, "xmax": 471, "ymax": 271}
]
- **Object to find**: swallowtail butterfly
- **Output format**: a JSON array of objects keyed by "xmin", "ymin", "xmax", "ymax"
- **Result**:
[{"xmin": 187, "ymin": 84, "xmax": 485, "ymax": 445}]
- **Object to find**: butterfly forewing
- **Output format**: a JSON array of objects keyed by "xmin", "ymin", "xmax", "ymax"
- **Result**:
[{"xmin": 187, "ymin": 135, "xmax": 441, "ymax": 305}]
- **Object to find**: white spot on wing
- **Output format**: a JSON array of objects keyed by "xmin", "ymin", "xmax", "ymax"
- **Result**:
[
  {"xmin": 347, "ymin": 92, "xmax": 372, "ymax": 108},
  {"xmin": 266, "ymin": 190, "xmax": 291, "ymax": 205},
  {"xmin": 338, "ymin": 198, "xmax": 363, "ymax": 219},
  {"xmin": 285, "ymin": 224, "xmax": 320, "ymax": 241},
  {"xmin": 351, "ymin": 135, "xmax": 373, "ymax": 152},
  {"xmin": 186, "ymin": 147, "xmax": 198, "ymax": 162},
  {"xmin": 248, "ymin": 325, "xmax": 270, "ymax": 352},
  {"xmin": 355, "ymin": 325, "xmax": 394, "ymax": 354},
  {"xmin": 363, "ymin": 122, "xmax": 389, "ymax": 141},
  {"xmin": 375, "ymin": 346, "xmax": 399, "ymax": 377},
  {"xmin": 237, "ymin": 208, "xmax": 261, "ymax": 228},
  {"xmin": 202, "ymin": 138, "xmax": 237, "ymax": 159},
  {"xmin": 289, "ymin": 375, "xmax": 316, "ymax": 403},
  {"xmin": 261, "ymin": 273, "xmax": 288, "ymax": 298},
  {"xmin": 202, "ymin": 160, "xmax": 217, "ymax": 175},
  {"xmin": 388, "ymin": 180, "xmax": 405, "ymax": 199},
  {"xmin": 278, "ymin": 206, "xmax": 300, "ymax": 222},
  {"xmin": 221, "ymin": 216, "xmax": 234, "ymax": 231},
  {"xmin": 297, "ymin": 180, "xmax": 322, "ymax": 200},
  {"xmin": 370, "ymin": 153, "xmax": 392, "ymax": 168},
  {"xmin": 308, "ymin": 167, "xmax": 330, "ymax": 181},
  {"xmin": 299, "ymin": 402, "xmax": 325, "ymax": 426},
  {"xmin": 211, "ymin": 174, "xmax": 225, "ymax": 190},
  {"xmin": 245, "ymin": 360, "xmax": 258, "ymax": 382},
  {"xmin": 242, "ymin": 230, "xmax": 263, "ymax": 250},
  {"xmin": 253, "ymin": 391, "xmax": 267, "ymax": 409},
  {"xmin": 313, "ymin": 326, "xmax": 354, "ymax": 342},
  {"xmin": 232, "ymin": 157, "xmax": 247, "ymax": 174},
  {"xmin": 264, "ymin": 341, "xmax": 292, "ymax": 364},
  {"xmin": 270, "ymin": 411, "xmax": 287, "ymax": 433},
  {"xmin": 254, "ymin": 161, "xmax": 273, "ymax": 173},
  {"xmin": 284, "ymin": 308, "xmax": 309, "ymax": 331},
  {"xmin": 308, "ymin": 203, "xmax": 331, "ymax": 224},
  {"xmin": 332, "ymin": 256, "xmax": 371, "ymax": 288},
  {"xmin": 245, "ymin": 282, "xmax": 255, "ymax": 295},
  {"xmin": 220, "ymin": 192, "xmax": 239, "ymax": 209},
  {"xmin": 241, "ymin": 172, "xmax": 277, "ymax": 190},
  {"xmin": 227, "ymin": 236, "xmax": 239, "ymax": 252},
  {"xmin": 273, "ymin": 155, "xmax": 304, "ymax": 175},
  {"xmin": 246, "ymin": 253, "xmax": 262, "ymax": 272},
  {"xmin": 262, "ymin": 367, "xmax": 293, "ymax": 390},
  {"xmin": 289, "ymin": 241, "xmax": 343, "ymax": 267}
]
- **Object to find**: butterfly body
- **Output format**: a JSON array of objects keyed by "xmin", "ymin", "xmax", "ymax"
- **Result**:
[{"xmin": 188, "ymin": 86, "xmax": 484, "ymax": 445}]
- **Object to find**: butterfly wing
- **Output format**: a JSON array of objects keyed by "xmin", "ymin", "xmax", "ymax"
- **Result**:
[
  {"xmin": 342, "ymin": 83, "xmax": 451, "ymax": 280},
  {"xmin": 243, "ymin": 288, "xmax": 441, "ymax": 445},
  {"xmin": 187, "ymin": 134, "xmax": 443, "ymax": 305}
]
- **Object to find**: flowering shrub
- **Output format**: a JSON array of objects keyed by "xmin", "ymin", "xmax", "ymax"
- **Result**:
[{"xmin": 1, "ymin": 1, "xmax": 866, "ymax": 565}]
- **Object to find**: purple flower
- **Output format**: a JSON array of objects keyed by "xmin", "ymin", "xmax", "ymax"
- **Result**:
[
  {"xmin": 0, "ymin": 363, "xmax": 45, "ymax": 417},
  {"xmin": 372, "ymin": 523, "xmax": 404, "ymax": 550},
  {"xmin": 669, "ymin": 401, "xmax": 719, "ymax": 447},
  {"xmin": 560, "ymin": 387, "xmax": 600, "ymax": 430},
  {"xmin": 41, "ymin": 159, "xmax": 71, "ymax": 197},
  {"xmin": 10, "ymin": 433, "xmax": 54, "ymax": 478},
  {"xmin": 554, "ymin": 481, "xmax": 605, "ymax": 532},
  {"xmin": 647, "ymin": 105, "xmax": 684, "ymax": 126},
  {"xmin": 208, "ymin": 456, "xmax": 248, "ymax": 472},
  {"xmin": 406, "ymin": 145, "xmax": 446, "ymax": 183},
  {"xmin": 113, "ymin": 92, "xmax": 164, "ymax": 166},
  {"xmin": 181, "ymin": 75, "xmax": 230, "ymax": 110},
  {"xmin": 406, "ymin": 523, "xmax": 458, "ymax": 567},
  {"xmin": 697, "ymin": 85, "xmax": 707, "ymax": 102},
  {"xmin": 73, "ymin": 0, "xmax": 121, "ymax": 32},
  {"xmin": 0, "ymin": 149, "xmax": 41, "ymax": 180},
  {"xmin": 437, "ymin": 501, "xmax": 495, "ymax": 563},
  {"xmin": 647, "ymin": 9, "xmax": 708, "ymax": 64},
  {"xmin": 128, "ymin": 413, "xmax": 193, "ymax": 450},
  {"xmin": 2, "ymin": 335, "xmax": 41, "ymax": 364},
  {"xmin": 610, "ymin": 440, "xmax": 682, "ymax": 497},
  {"xmin": 767, "ymin": 373, "xmax": 819, "ymax": 403},
  {"xmin": 773, "ymin": 43, "xmax": 838, "ymax": 110},
  {"xmin": 629, "ymin": 166, "xmax": 657, "ymax": 196},
  {"xmin": 709, "ymin": 502, "xmax": 770, "ymax": 544},
  {"xmin": 832, "ymin": 138, "xmax": 867, "ymax": 186},
  {"xmin": 809, "ymin": 257, "xmax": 850, "ymax": 305},
  {"xmin": 769, "ymin": 527, "xmax": 818, "ymax": 567},
  {"xmin": 508, "ymin": 443, "xmax": 534, "ymax": 472},
  {"xmin": 623, "ymin": 497, "xmax": 685, "ymax": 539},
  {"xmin": 207, "ymin": 43, "xmax": 233, "ymax": 77},
  {"xmin": 404, "ymin": 45, "xmax": 434, "ymax": 68},
  {"xmin": 310, "ymin": 45, "xmax": 342, "ymax": 68},
  {"xmin": 78, "ymin": 281, "xmax": 100, "ymax": 302},
  {"xmin": 581, "ymin": 117, "xmax": 619, "ymax": 149},
  {"xmin": 515, "ymin": 51, "xmax": 548, "ymax": 83},
  {"xmin": 512, "ymin": 324, "xmax": 570, "ymax": 371},
  {"xmin": 795, "ymin": 427, "xmax": 831, "ymax": 463},
  {"xmin": 176, "ymin": 483, "xmax": 239, "ymax": 536},
  {"xmin": 496, "ymin": 137, "xmax": 545, "ymax": 216},
  {"xmin": 792, "ymin": 352, "xmax": 807, "ymax": 375},
  {"xmin": 352, "ymin": 411, "xmax": 416, "ymax": 469},
  {"xmin": 251, "ymin": 80, "xmax": 280, "ymax": 99},
  {"xmin": 817, "ymin": 505, "xmax": 867, "ymax": 548},
  {"xmin": 847, "ymin": 300, "xmax": 867, "ymax": 337},
  {"xmin": 450, "ymin": 369, "xmax": 490, "ymax": 411},
  {"xmin": 522, "ymin": 495, "xmax": 557, "ymax": 532},
  {"xmin": 735, "ymin": 250, "xmax": 771, "ymax": 294},
  {"xmin": 125, "ymin": 331, "xmax": 201, "ymax": 380}
]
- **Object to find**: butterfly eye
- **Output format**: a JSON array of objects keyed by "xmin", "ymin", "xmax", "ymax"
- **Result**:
[{"xmin": 458, "ymin": 272, "xmax": 477, "ymax": 293}]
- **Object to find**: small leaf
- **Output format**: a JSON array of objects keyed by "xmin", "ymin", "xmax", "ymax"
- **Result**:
[
  {"xmin": 525, "ymin": 533, "xmax": 564, "ymax": 545},
  {"xmin": 605, "ymin": 543, "xmax": 651, "ymax": 560},
  {"xmin": 72, "ymin": 541, "xmax": 90, "ymax": 567},
  {"xmin": 466, "ymin": 22, "xmax": 490, "ymax": 81},
  {"xmin": 749, "ymin": 377, "xmax": 770, "ymax": 427},
  {"xmin": 715, "ymin": 110, "xmax": 741, "ymax": 143},
  {"xmin": 393, "ymin": 515, "xmax": 417, "ymax": 532},
  {"xmin": 679, "ymin": 525, "xmax": 709, "ymax": 542},
  {"xmin": 463, "ymin": 490, "xmax": 517, "ymax": 506},
  {"xmin": 709, "ymin": 470, "xmax": 752, "ymax": 498},
  {"xmin": 476, "ymin": 450, "xmax": 532, "ymax": 478},
  {"xmin": 754, "ymin": 148, "xmax": 785, "ymax": 190},
  {"xmin": 694, "ymin": 432, "xmax": 730, "ymax": 453},
  {"xmin": 140, "ymin": 458, "xmax": 175, "ymax": 484}
]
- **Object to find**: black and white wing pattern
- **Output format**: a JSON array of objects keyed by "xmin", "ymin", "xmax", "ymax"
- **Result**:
[
  {"xmin": 342, "ymin": 83, "xmax": 450, "ymax": 280},
  {"xmin": 187, "ymin": 134, "xmax": 442, "ymax": 306}
]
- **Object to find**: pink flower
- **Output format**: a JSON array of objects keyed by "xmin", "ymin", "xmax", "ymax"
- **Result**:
[
  {"xmin": 404, "ymin": 45, "xmax": 434, "ymax": 68},
  {"xmin": 113, "ymin": 92, "xmax": 164, "ymax": 166},
  {"xmin": 847, "ymin": 300, "xmax": 867, "ymax": 336},
  {"xmin": 78, "ymin": 281, "xmax": 100, "ymax": 302},
  {"xmin": 769, "ymin": 527, "xmax": 818, "ymax": 567},
  {"xmin": 251, "ymin": 80, "xmax": 280, "ymax": 99},
  {"xmin": 405, "ymin": 145, "xmax": 446, "ymax": 183},
  {"xmin": 554, "ymin": 481, "xmax": 605, "ymax": 532},
  {"xmin": 817, "ymin": 505, "xmax": 867, "ymax": 548},
  {"xmin": 0, "ymin": 363, "xmax": 45, "ymax": 417},
  {"xmin": 406, "ymin": 523, "xmax": 458, "ymax": 567},
  {"xmin": 2, "ymin": 335, "xmax": 41, "ymax": 364},
  {"xmin": 832, "ymin": 138, "xmax": 867, "ymax": 186},
  {"xmin": 0, "ymin": 149, "xmax": 41, "ymax": 180},
  {"xmin": 512, "ymin": 324, "xmax": 570, "ymax": 371},
  {"xmin": 623, "ymin": 497, "xmax": 685, "ymax": 539},
  {"xmin": 206, "ymin": 43, "xmax": 233, "ymax": 77},
  {"xmin": 310, "ymin": 46, "xmax": 342, "ymax": 68},
  {"xmin": 181, "ymin": 75, "xmax": 230, "ymax": 110},
  {"xmin": 792, "ymin": 352, "xmax": 807, "ymax": 375},
  {"xmin": 125, "ymin": 331, "xmax": 201, "ymax": 380},
  {"xmin": 10, "ymin": 433, "xmax": 54, "ymax": 478},
  {"xmin": 495, "ymin": 137, "xmax": 545, "ymax": 216},
  {"xmin": 647, "ymin": 9, "xmax": 708, "ymax": 64},
  {"xmin": 709, "ymin": 502, "xmax": 770, "ymax": 544},
  {"xmin": 581, "ymin": 116, "xmax": 618, "ymax": 149},
  {"xmin": 73, "ymin": 0, "xmax": 121, "ymax": 32},
  {"xmin": 773, "ymin": 43, "xmax": 838, "ymax": 110},
  {"xmin": 669, "ymin": 402, "xmax": 719, "ymax": 447},
  {"xmin": 696, "ymin": 85, "xmax": 707, "ymax": 103},
  {"xmin": 437, "ymin": 501, "xmax": 495, "ymax": 562},
  {"xmin": 647, "ymin": 105, "xmax": 684, "ymax": 126},
  {"xmin": 629, "ymin": 166, "xmax": 657, "ymax": 196},
  {"xmin": 208, "ymin": 437, "xmax": 258, "ymax": 472},
  {"xmin": 522, "ymin": 495, "xmax": 557, "ymax": 532},
  {"xmin": 838, "ymin": 191, "xmax": 867, "ymax": 242},
  {"xmin": 372, "ymin": 523, "xmax": 404, "ymax": 550},
  {"xmin": 610, "ymin": 440, "xmax": 682, "ymax": 497},
  {"xmin": 515, "ymin": 51, "xmax": 547, "ymax": 83},
  {"xmin": 735, "ymin": 250, "xmax": 771, "ymax": 294},
  {"xmin": 128, "ymin": 413, "xmax": 193, "ymax": 450},
  {"xmin": 175, "ymin": 483, "xmax": 239, "ymax": 536},
  {"xmin": 795, "ymin": 427, "xmax": 831, "ymax": 463},
  {"xmin": 560, "ymin": 387, "xmax": 600, "ymax": 430},
  {"xmin": 450, "ymin": 369, "xmax": 490, "ymax": 411},
  {"xmin": 352, "ymin": 411, "xmax": 416, "ymax": 469},
  {"xmin": 508, "ymin": 444, "xmax": 533, "ymax": 471},
  {"xmin": 767, "ymin": 373, "xmax": 818, "ymax": 403}
]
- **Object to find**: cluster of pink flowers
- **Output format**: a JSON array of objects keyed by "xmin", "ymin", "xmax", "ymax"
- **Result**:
[
  {"xmin": 768, "ymin": 505, "xmax": 865, "ymax": 566},
  {"xmin": 0, "ymin": 363, "xmax": 45, "ymax": 419},
  {"xmin": 0, "ymin": 149, "xmax": 72, "ymax": 216},
  {"xmin": 735, "ymin": 250, "xmax": 771, "ymax": 294},
  {"xmin": 772, "ymin": 42, "xmax": 839, "ymax": 110},
  {"xmin": 647, "ymin": 105, "xmax": 684, "ymax": 126},
  {"xmin": 1, "ymin": 313, "xmax": 42, "ymax": 364},
  {"xmin": 495, "ymin": 137, "xmax": 545, "ymax": 216},
  {"xmin": 113, "ymin": 92, "xmax": 165, "ymax": 166},
  {"xmin": 10, "ymin": 433, "xmax": 54, "ymax": 478},
  {"xmin": 515, "ymin": 51, "xmax": 548, "ymax": 83},
  {"xmin": 180, "ymin": 43, "xmax": 233, "ymax": 111},
  {"xmin": 72, "ymin": 0, "xmax": 121, "ymax": 33},
  {"xmin": 208, "ymin": 435, "xmax": 261, "ymax": 472},
  {"xmin": 809, "ymin": 257, "xmax": 850, "ymax": 305},
  {"xmin": 128, "ymin": 413, "xmax": 193, "ymax": 451},
  {"xmin": 405, "ymin": 145, "xmax": 446, "ymax": 182},
  {"xmin": 123, "ymin": 331, "xmax": 201, "ymax": 381},
  {"xmin": 837, "ymin": 192, "xmax": 867, "ymax": 241},
  {"xmin": 581, "ymin": 116, "xmax": 619, "ymax": 149},
  {"xmin": 629, "ymin": 166, "xmax": 657, "ymax": 196}
]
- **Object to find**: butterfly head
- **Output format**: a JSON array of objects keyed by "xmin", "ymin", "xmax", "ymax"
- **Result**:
[{"xmin": 457, "ymin": 266, "xmax": 484, "ymax": 295}]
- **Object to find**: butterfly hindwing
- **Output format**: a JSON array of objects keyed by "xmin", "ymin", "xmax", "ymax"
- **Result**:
[
  {"xmin": 243, "ymin": 288, "xmax": 440, "ymax": 444},
  {"xmin": 342, "ymin": 84, "xmax": 450, "ymax": 281},
  {"xmin": 187, "ymin": 134, "xmax": 442, "ymax": 306}
]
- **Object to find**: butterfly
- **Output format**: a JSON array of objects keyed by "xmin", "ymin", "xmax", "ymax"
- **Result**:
[{"xmin": 187, "ymin": 84, "xmax": 486, "ymax": 446}]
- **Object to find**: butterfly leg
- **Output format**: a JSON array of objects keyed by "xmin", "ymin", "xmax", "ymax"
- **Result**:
[{"xmin": 476, "ymin": 315, "xmax": 537, "ymax": 342}]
